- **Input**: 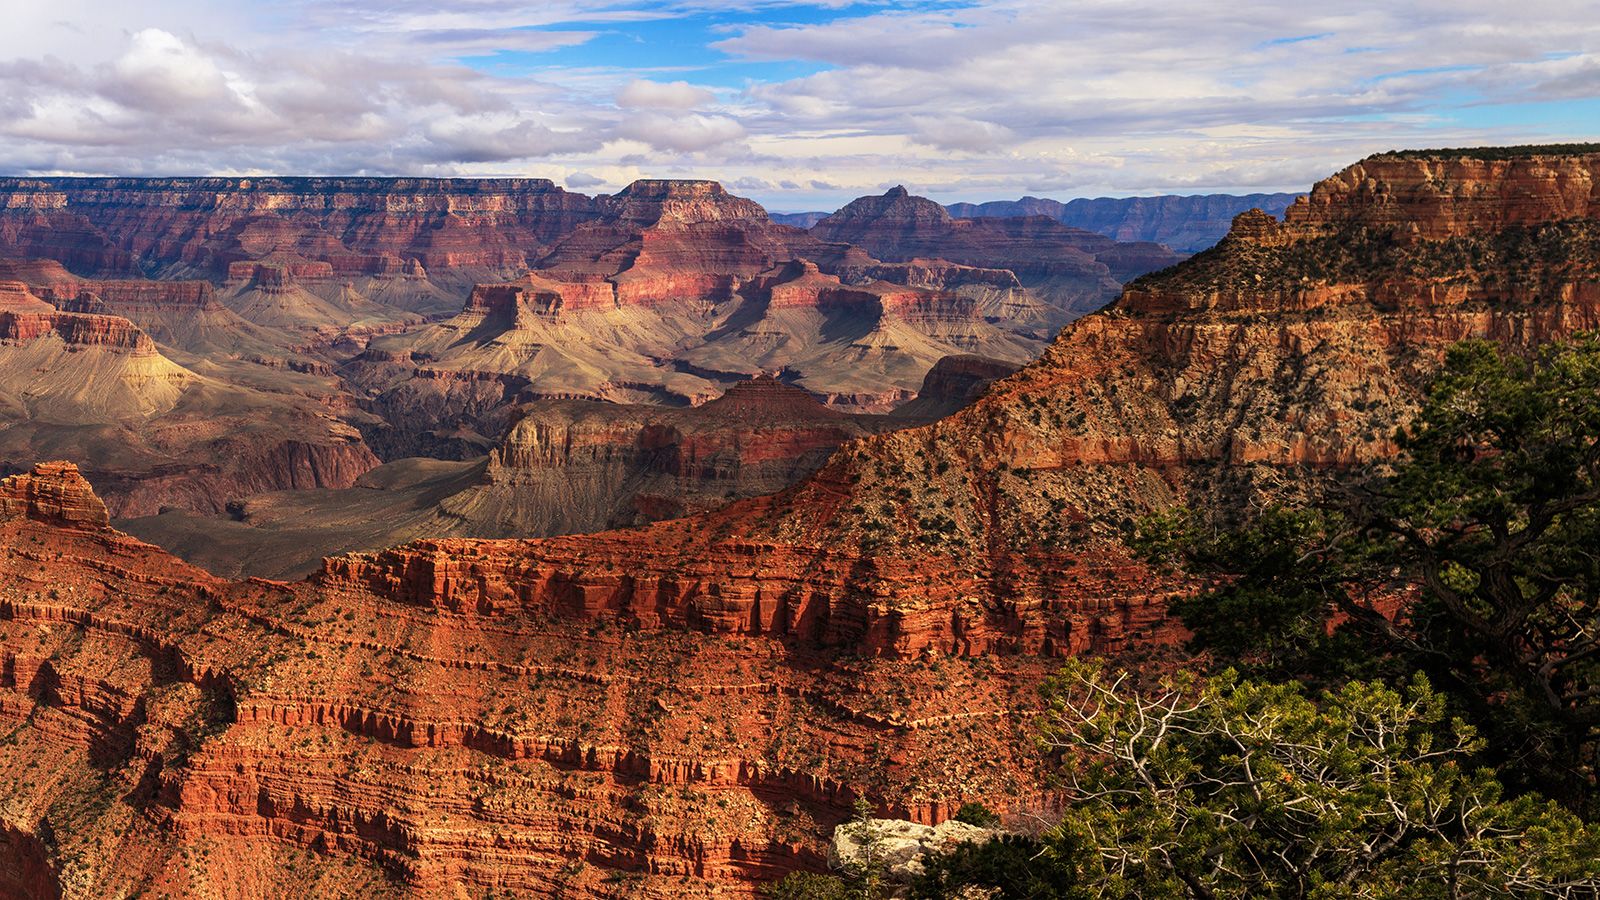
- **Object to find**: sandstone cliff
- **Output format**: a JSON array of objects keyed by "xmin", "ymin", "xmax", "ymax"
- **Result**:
[{"xmin": 0, "ymin": 461, "xmax": 1052, "ymax": 898}]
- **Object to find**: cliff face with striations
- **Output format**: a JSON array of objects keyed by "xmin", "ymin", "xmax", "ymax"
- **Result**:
[
  {"xmin": 345, "ymin": 182, "xmax": 1061, "ymax": 455},
  {"xmin": 0, "ymin": 177, "xmax": 603, "ymax": 279},
  {"xmin": 1282, "ymin": 150, "xmax": 1600, "ymax": 238},
  {"xmin": 477, "ymin": 376, "xmax": 907, "ymax": 531},
  {"xmin": 0, "ymin": 461, "xmax": 1055, "ymax": 899},
  {"xmin": 0, "ymin": 258, "xmax": 301, "ymax": 357},
  {"xmin": 5, "ymin": 147, "xmax": 1600, "ymax": 898},
  {"xmin": 0, "ymin": 461, "xmax": 110, "ymax": 528},
  {"xmin": 118, "ymin": 368, "xmax": 1004, "ymax": 583}
]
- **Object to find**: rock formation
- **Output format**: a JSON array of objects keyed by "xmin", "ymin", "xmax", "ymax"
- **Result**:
[
  {"xmin": 0, "ymin": 460, "xmax": 1055, "ymax": 898},
  {"xmin": 0, "ymin": 177, "xmax": 601, "ymax": 279},
  {"xmin": 890, "ymin": 354, "xmax": 1022, "ymax": 421},
  {"xmin": 831, "ymin": 816, "xmax": 1000, "ymax": 884},
  {"xmin": 813, "ymin": 187, "xmax": 1184, "ymax": 316},
  {"xmin": 0, "ymin": 258, "xmax": 299, "ymax": 359},
  {"xmin": 0, "ymin": 280, "xmax": 378, "ymax": 517},
  {"xmin": 345, "ymin": 210, "xmax": 1055, "ymax": 455}
]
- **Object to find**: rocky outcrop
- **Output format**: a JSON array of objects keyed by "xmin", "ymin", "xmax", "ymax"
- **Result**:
[
  {"xmin": 351, "ymin": 242, "xmax": 1045, "ymax": 440},
  {"xmin": 0, "ymin": 177, "xmax": 603, "ymax": 279},
  {"xmin": 0, "ymin": 258, "xmax": 298, "ymax": 356},
  {"xmin": 1283, "ymin": 148, "xmax": 1600, "ymax": 239},
  {"xmin": 0, "ymin": 290, "xmax": 160, "ymax": 352},
  {"xmin": 832, "ymin": 817, "xmax": 1000, "ymax": 884},
  {"xmin": 0, "ymin": 462, "xmax": 110, "ymax": 529},
  {"xmin": 0, "ymin": 468, "xmax": 1054, "ymax": 897},
  {"xmin": 307, "ymin": 146, "xmax": 1600, "ymax": 667},
  {"xmin": 891, "ymin": 354, "xmax": 1022, "ymax": 421},
  {"xmin": 476, "ymin": 376, "xmax": 906, "ymax": 531},
  {"xmin": 0, "ymin": 281, "xmax": 378, "ymax": 517}
]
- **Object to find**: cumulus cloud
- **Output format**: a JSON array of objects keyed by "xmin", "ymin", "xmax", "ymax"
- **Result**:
[
  {"xmin": 616, "ymin": 112, "xmax": 746, "ymax": 153},
  {"xmin": 616, "ymin": 79, "xmax": 716, "ymax": 110},
  {"xmin": 908, "ymin": 116, "xmax": 1016, "ymax": 153},
  {"xmin": 421, "ymin": 117, "xmax": 604, "ymax": 163},
  {"xmin": 566, "ymin": 171, "xmax": 607, "ymax": 188}
]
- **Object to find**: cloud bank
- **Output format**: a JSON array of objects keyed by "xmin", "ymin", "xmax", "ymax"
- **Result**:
[{"xmin": 2, "ymin": 0, "xmax": 1597, "ymax": 207}]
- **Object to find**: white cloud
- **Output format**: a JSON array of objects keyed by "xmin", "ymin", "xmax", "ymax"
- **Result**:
[
  {"xmin": 616, "ymin": 79, "xmax": 716, "ymax": 109},
  {"xmin": 616, "ymin": 112, "xmax": 746, "ymax": 152},
  {"xmin": 908, "ymin": 116, "xmax": 1016, "ymax": 153},
  {"xmin": 1, "ymin": 0, "xmax": 1598, "ymax": 207}
]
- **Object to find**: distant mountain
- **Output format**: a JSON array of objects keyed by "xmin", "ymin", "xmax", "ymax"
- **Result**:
[
  {"xmin": 811, "ymin": 186, "xmax": 1184, "ymax": 318},
  {"xmin": 771, "ymin": 211, "xmax": 831, "ymax": 228},
  {"xmin": 947, "ymin": 192, "xmax": 1302, "ymax": 253}
]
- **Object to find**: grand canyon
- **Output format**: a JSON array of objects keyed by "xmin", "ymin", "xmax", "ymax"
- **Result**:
[
  {"xmin": 6, "ymin": 2, "xmax": 1600, "ymax": 898},
  {"xmin": 1, "ymin": 144, "xmax": 1596, "ymax": 897}
]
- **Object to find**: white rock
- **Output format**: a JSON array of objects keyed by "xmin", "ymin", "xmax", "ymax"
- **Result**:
[{"xmin": 831, "ymin": 817, "xmax": 1000, "ymax": 881}]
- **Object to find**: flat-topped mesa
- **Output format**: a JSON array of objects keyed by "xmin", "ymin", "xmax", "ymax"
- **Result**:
[
  {"xmin": 695, "ymin": 375, "xmax": 848, "ymax": 422},
  {"xmin": 835, "ymin": 255, "xmax": 1023, "ymax": 292},
  {"xmin": 0, "ymin": 259, "xmax": 84, "ymax": 296},
  {"xmin": 746, "ymin": 259, "xmax": 978, "ymax": 326},
  {"xmin": 0, "ymin": 295, "xmax": 159, "ymax": 352},
  {"xmin": 462, "ymin": 376, "xmax": 902, "ymax": 530},
  {"xmin": 0, "ymin": 461, "xmax": 111, "ymax": 530},
  {"xmin": 462, "ymin": 274, "xmax": 617, "ymax": 319},
  {"xmin": 892, "ymin": 354, "xmax": 1023, "ymax": 421},
  {"xmin": 0, "ymin": 258, "xmax": 225, "ymax": 318},
  {"xmin": 0, "ymin": 177, "xmax": 605, "ymax": 280},
  {"xmin": 226, "ymin": 259, "xmax": 336, "ymax": 285},
  {"xmin": 601, "ymin": 179, "xmax": 770, "ymax": 226},
  {"xmin": 0, "ymin": 176, "xmax": 579, "ymax": 213},
  {"xmin": 0, "ymin": 280, "xmax": 56, "ymax": 312},
  {"xmin": 1283, "ymin": 146, "xmax": 1600, "ymax": 240}
]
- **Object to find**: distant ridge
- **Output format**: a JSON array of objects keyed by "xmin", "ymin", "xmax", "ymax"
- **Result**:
[
  {"xmin": 770, "ymin": 211, "xmax": 830, "ymax": 228},
  {"xmin": 946, "ymin": 192, "xmax": 1302, "ymax": 253}
]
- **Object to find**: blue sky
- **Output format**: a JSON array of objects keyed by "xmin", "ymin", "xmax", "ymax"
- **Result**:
[{"xmin": 2, "ymin": 1, "xmax": 1598, "ymax": 209}]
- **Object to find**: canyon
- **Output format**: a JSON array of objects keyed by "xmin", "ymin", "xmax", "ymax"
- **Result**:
[
  {"xmin": 0, "ymin": 177, "xmax": 1178, "ymax": 527},
  {"xmin": 1, "ymin": 145, "xmax": 1597, "ymax": 898},
  {"xmin": 118, "ymin": 371, "xmax": 1003, "ymax": 580}
]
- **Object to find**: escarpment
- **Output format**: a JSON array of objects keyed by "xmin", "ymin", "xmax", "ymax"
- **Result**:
[
  {"xmin": 0, "ymin": 177, "xmax": 603, "ymax": 279},
  {"xmin": 1284, "ymin": 147, "xmax": 1600, "ymax": 239},
  {"xmin": 6, "ymin": 147, "xmax": 1600, "ymax": 898},
  {"xmin": 0, "ymin": 462, "xmax": 1055, "ymax": 898}
]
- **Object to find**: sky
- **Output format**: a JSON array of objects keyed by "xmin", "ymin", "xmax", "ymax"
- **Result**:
[{"xmin": 1, "ymin": 0, "xmax": 1597, "ymax": 210}]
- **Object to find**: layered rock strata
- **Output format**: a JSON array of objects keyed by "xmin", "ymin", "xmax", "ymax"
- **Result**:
[{"xmin": 5, "ymin": 147, "xmax": 1599, "ymax": 898}]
